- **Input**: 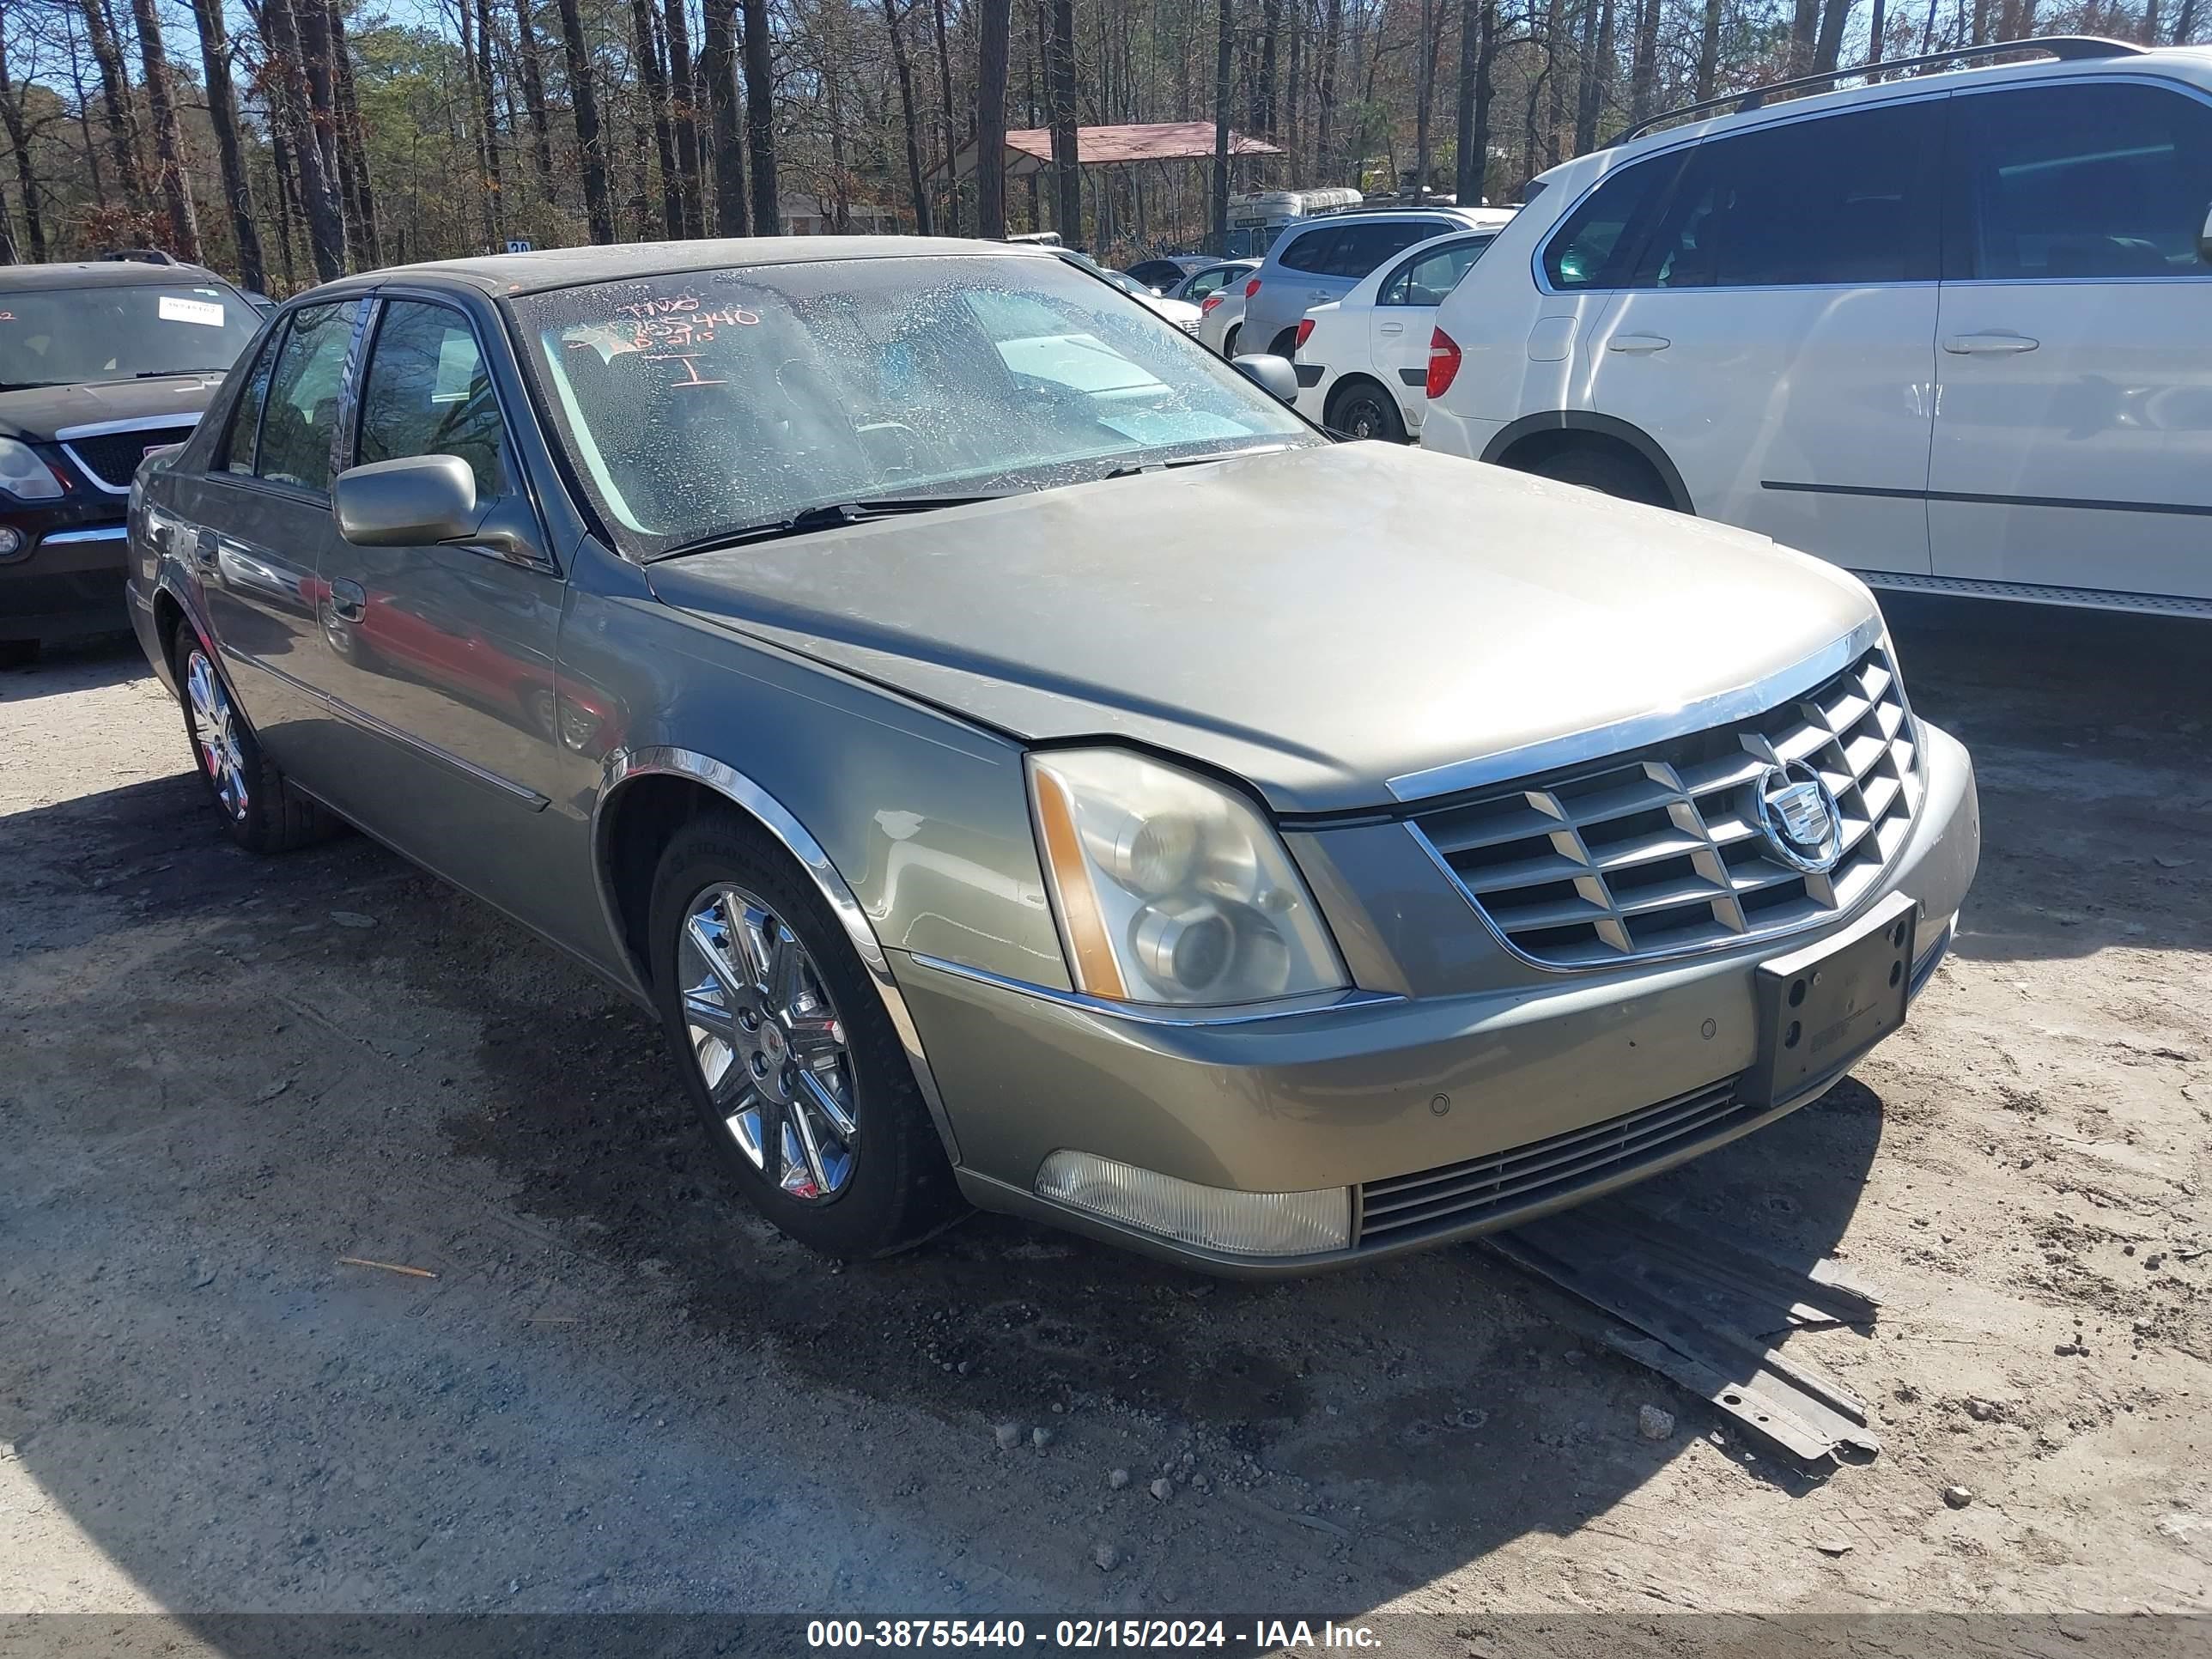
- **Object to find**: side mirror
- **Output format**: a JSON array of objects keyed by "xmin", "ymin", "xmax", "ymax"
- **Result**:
[
  {"xmin": 334, "ymin": 454, "xmax": 479, "ymax": 547},
  {"xmin": 1233, "ymin": 352, "xmax": 1299, "ymax": 406}
]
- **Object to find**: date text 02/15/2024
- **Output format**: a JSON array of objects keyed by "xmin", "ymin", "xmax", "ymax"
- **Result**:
[{"xmin": 805, "ymin": 1621, "xmax": 1384, "ymax": 1650}]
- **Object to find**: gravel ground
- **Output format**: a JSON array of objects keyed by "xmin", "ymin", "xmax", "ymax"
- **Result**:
[{"xmin": 2, "ymin": 596, "xmax": 2208, "ymax": 1620}]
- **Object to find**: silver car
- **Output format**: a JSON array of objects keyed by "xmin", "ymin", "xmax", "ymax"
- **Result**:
[{"xmin": 126, "ymin": 238, "xmax": 1979, "ymax": 1273}]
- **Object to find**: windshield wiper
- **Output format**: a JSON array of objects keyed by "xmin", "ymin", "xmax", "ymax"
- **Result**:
[
  {"xmin": 134, "ymin": 368, "xmax": 230, "ymax": 379},
  {"xmin": 1099, "ymin": 443, "xmax": 1296, "ymax": 481},
  {"xmin": 644, "ymin": 491, "xmax": 1011, "ymax": 562}
]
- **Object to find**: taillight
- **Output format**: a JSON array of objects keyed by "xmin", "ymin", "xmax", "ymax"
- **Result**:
[
  {"xmin": 1293, "ymin": 317, "xmax": 1316, "ymax": 351},
  {"xmin": 1243, "ymin": 276, "xmax": 1261, "ymax": 299},
  {"xmin": 1201, "ymin": 293, "xmax": 1224, "ymax": 315},
  {"xmin": 1425, "ymin": 326, "xmax": 1462, "ymax": 398}
]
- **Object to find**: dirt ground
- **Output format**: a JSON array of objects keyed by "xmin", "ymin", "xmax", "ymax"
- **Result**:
[{"xmin": 2, "ymin": 595, "xmax": 2209, "ymax": 1624}]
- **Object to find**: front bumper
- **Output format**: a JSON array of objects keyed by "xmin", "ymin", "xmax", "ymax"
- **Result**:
[
  {"xmin": 897, "ymin": 721, "xmax": 1978, "ymax": 1274},
  {"xmin": 0, "ymin": 514, "xmax": 130, "ymax": 644}
]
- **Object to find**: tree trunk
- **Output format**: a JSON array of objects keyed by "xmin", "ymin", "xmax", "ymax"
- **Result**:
[
  {"xmin": 1630, "ymin": 0, "xmax": 1662, "ymax": 123},
  {"xmin": 1048, "ymin": 0, "xmax": 1079, "ymax": 238},
  {"xmin": 1212, "ymin": 0, "xmax": 1231, "ymax": 250},
  {"xmin": 740, "ymin": 0, "xmax": 777, "ymax": 232},
  {"xmin": 630, "ymin": 0, "xmax": 683, "ymax": 235},
  {"xmin": 1790, "ymin": 0, "xmax": 1819, "ymax": 71},
  {"xmin": 2172, "ymin": 0, "xmax": 2195, "ymax": 44},
  {"xmin": 1695, "ymin": 0, "xmax": 1723, "ymax": 98},
  {"xmin": 2141, "ymin": 0, "xmax": 2161, "ymax": 43},
  {"xmin": 328, "ymin": 3, "xmax": 381, "ymax": 264},
  {"xmin": 1868, "ymin": 0, "xmax": 1889, "ymax": 67},
  {"xmin": 1544, "ymin": 0, "xmax": 1568, "ymax": 167},
  {"xmin": 263, "ymin": 0, "xmax": 347, "ymax": 278},
  {"xmin": 1455, "ymin": 0, "xmax": 1494, "ymax": 203},
  {"xmin": 702, "ymin": 0, "xmax": 749, "ymax": 232},
  {"xmin": 127, "ymin": 0, "xmax": 203, "ymax": 258},
  {"xmin": 1813, "ymin": 0, "xmax": 1853, "ymax": 74},
  {"xmin": 1316, "ymin": 0, "xmax": 1340, "ymax": 180},
  {"xmin": 975, "ymin": 0, "xmax": 1012, "ymax": 236},
  {"xmin": 470, "ymin": 0, "xmax": 507, "ymax": 246},
  {"xmin": 185, "ymin": 0, "xmax": 262, "ymax": 286},
  {"xmin": 1520, "ymin": 59, "xmax": 1546, "ymax": 194},
  {"xmin": 269, "ymin": 125, "xmax": 300, "ymax": 288},
  {"xmin": 663, "ymin": 0, "xmax": 703, "ymax": 233},
  {"xmin": 514, "ymin": 0, "xmax": 556, "ymax": 187},
  {"xmin": 555, "ymin": 0, "xmax": 617, "ymax": 241},
  {"xmin": 930, "ymin": 0, "xmax": 958, "ymax": 232},
  {"xmin": 1413, "ymin": 0, "xmax": 1435, "ymax": 196},
  {"xmin": 79, "ymin": 0, "xmax": 148, "ymax": 206},
  {"xmin": 883, "ymin": 0, "xmax": 933, "ymax": 232},
  {"xmin": 0, "ymin": 23, "xmax": 47, "ymax": 260}
]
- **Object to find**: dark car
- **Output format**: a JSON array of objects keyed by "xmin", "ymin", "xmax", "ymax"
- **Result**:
[
  {"xmin": 1121, "ymin": 255, "xmax": 1211, "ymax": 292},
  {"xmin": 0, "ymin": 260, "xmax": 264, "ymax": 660}
]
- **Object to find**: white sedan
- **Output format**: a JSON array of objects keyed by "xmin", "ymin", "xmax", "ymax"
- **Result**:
[{"xmin": 1291, "ymin": 227, "xmax": 1498, "ymax": 442}]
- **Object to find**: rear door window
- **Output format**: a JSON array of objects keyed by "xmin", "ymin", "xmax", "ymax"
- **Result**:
[
  {"xmin": 1629, "ymin": 100, "xmax": 1942, "ymax": 289},
  {"xmin": 255, "ymin": 300, "xmax": 360, "ymax": 494},
  {"xmin": 1276, "ymin": 229, "xmax": 1340, "ymax": 273},
  {"xmin": 1542, "ymin": 151, "xmax": 1690, "ymax": 289},
  {"xmin": 217, "ymin": 326, "xmax": 281, "ymax": 476},
  {"xmin": 1946, "ymin": 81, "xmax": 2212, "ymax": 280},
  {"xmin": 1382, "ymin": 237, "xmax": 1493, "ymax": 304}
]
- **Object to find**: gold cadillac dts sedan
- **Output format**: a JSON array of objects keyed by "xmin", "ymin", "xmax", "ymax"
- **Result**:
[{"xmin": 125, "ymin": 236, "xmax": 1979, "ymax": 1272}]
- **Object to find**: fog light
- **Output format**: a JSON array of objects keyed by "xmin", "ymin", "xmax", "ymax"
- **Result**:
[
  {"xmin": 1036, "ymin": 1151, "xmax": 1351, "ymax": 1256},
  {"xmin": 0, "ymin": 526, "xmax": 23, "ymax": 560}
]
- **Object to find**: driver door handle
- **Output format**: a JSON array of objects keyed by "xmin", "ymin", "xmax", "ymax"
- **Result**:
[
  {"xmin": 327, "ymin": 578, "xmax": 367, "ymax": 623},
  {"xmin": 1943, "ymin": 331, "xmax": 2039, "ymax": 355},
  {"xmin": 193, "ymin": 529, "xmax": 219, "ymax": 570}
]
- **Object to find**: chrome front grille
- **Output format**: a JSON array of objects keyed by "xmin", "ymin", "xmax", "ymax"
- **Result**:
[
  {"xmin": 1358, "ymin": 1075, "xmax": 1753, "ymax": 1245},
  {"xmin": 64, "ymin": 424, "xmax": 198, "ymax": 492},
  {"xmin": 1411, "ymin": 645, "xmax": 1919, "ymax": 969}
]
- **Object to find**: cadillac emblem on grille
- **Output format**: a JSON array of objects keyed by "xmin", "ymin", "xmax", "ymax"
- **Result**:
[{"xmin": 1755, "ymin": 759, "xmax": 1843, "ymax": 873}]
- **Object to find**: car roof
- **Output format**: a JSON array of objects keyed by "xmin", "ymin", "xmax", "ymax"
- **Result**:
[
  {"xmin": 0, "ymin": 260, "xmax": 234, "ymax": 292},
  {"xmin": 283, "ymin": 235, "xmax": 1053, "ymax": 306},
  {"xmin": 1549, "ymin": 41, "xmax": 2212, "ymax": 184}
]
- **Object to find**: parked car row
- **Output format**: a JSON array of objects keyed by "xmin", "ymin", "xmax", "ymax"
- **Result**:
[{"xmin": 1260, "ymin": 35, "xmax": 2212, "ymax": 616}]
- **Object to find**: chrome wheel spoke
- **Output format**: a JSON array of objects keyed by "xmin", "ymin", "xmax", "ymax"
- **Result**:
[
  {"xmin": 795, "ymin": 1062, "xmax": 858, "ymax": 1142},
  {"xmin": 678, "ymin": 880, "xmax": 860, "ymax": 1205}
]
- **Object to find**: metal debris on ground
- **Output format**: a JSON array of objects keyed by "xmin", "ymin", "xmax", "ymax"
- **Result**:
[
  {"xmin": 1486, "ymin": 1198, "xmax": 1884, "ymax": 1467},
  {"xmin": 336, "ymin": 1255, "xmax": 439, "ymax": 1279}
]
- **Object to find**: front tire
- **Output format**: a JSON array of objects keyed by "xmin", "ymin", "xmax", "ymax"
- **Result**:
[
  {"xmin": 647, "ymin": 810, "xmax": 961, "ymax": 1258},
  {"xmin": 173, "ymin": 631, "xmax": 332, "ymax": 854}
]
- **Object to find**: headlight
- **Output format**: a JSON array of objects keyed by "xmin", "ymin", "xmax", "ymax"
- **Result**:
[
  {"xmin": 0, "ymin": 436, "xmax": 64, "ymax": 501},
  {"xmin": 1027, "ymin": 747, "xmax": 1347, "ymax": 1006}
]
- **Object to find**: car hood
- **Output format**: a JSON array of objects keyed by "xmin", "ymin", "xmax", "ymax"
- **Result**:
[
  {"xmin": 0, "ymin": 374, "xmax": 226, "ymax": 441},
  {"xmin": 646, "ymin": 443, "xmax": 1881, "ymax": 814}
]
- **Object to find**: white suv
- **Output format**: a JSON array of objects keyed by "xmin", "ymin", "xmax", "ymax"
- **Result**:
[{"xmin": 1420, "ymin": 38, "xmax": 2212, "ymax": 617}]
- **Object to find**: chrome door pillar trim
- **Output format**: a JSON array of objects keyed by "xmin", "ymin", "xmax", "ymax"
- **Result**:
[{"xmin": 593, "ymin": 745, "xmax": 962, "ymax": 1165}]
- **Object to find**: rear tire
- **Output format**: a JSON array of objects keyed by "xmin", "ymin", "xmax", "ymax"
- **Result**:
[
  {"xmin": 1268, "ymin": 328, "xmax": 1299, "ymax": 359},
  {"xmin": 1517, "ymin": 441, "xmax": 1675, "ymax": 508},
  {"xmin": 647, "ymin": 808, "xmax": 963, "ymax": 1259},
  {"xmin": 1220, "ymin": 324, "xmax": 1241, "ymax": 359},
  {"xmin": 172, "ymin": 629, "xmax": 334, "ymax": 854},
  {"xmin": 1328, "ymin": 380, "xmax": 1408, "ymax": 444}
]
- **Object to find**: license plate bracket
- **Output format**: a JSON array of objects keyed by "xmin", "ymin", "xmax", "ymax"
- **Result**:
[{"xmin": 1744, "ymin": 892, "xmax": 1917, "ymax": 1109}]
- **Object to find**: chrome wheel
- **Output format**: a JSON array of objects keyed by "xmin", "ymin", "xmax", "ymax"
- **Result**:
[
  {"xmin": 677, "ymin": 883, "xmax": 858, "ymax": 1201},
  {"xmin": 185, "ymin": 648, "xmax": 249, "ymax": 822}
]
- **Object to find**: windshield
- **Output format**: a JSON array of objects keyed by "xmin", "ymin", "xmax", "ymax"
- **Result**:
[
  {"xmin": 0, "ymin": 282, "xmax": 261, "ymax": 389},
  {"xmin": 514, "ymin": 254, "xmax": 1312, "ymax": 560}
]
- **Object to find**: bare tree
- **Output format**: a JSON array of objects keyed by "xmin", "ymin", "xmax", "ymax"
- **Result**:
[
  {"xmin": 930, "ymin": 0, "xmax": 957, "ymax": 231},
  {"xmin": 1048, "ymin": 0, "xmax": 1079, "ymax": 236},
  {"xmin": 630, "ymin": 0, "xmax": 684, "ymax": 235},
  {"xmin": 1630, "ymin": 0, "xmax": 1663, "ymax": 122},
  {"xmin": 184, "ymin": 0, "xmax": 263, "ymax": 287},
  {"xmin": 975, "ymin": 0, "xmax": 1012, "ymax": 236},
  {"xmin": 1695, "ymin": 0, "xmax": 1723, "ymax": 98},
  {"xmin": 702, "ymin": 0, "xmax": 750, "ymax": 232},
  {"xmin": 1211, "ymin": 0, "xmax": 1230, "ymax": 249},
  {"xmin": 555, "ymin": 0, "xmax": 617, "ymax": 240},
  {"xmin": 79, "ymin": 0, "xmax": 149, "ymax": 207},
  {"xmin": 883, "ymin": 0, "xmax": 933, "ymax": 232},
  {"xmin": 262, "ymin": 0, "xmax": 347, "ymax": 278},
  {"xmin": 514, "ymin": 0, "xmax": 556, "ymax": 186},
  {"xmin": 0, "ymin": 18, "xmax": 50, "ymax": 260},
  {"xmin": 663, "ymin": 0, "xmax": 703, "ymax": 233},
  {"xmin": 741, "ymin": 0, "xmax": 776, "ymax": 232},
  {"xmin": 467, "ymin": 0, "xmax": 507, "ymax": 246},
  {"xmin": 329, "ymin": 2, "xmax": 380, "ymax": 263},
  {"xmin": 1455, "ymin": 0, "xmax": 1496, "ymax": 204},
  {"xmin": 127, "ymin": 0, "xmax": 203, "ymax": 258},
  {"xmin": 1813, "ymin": 0, "xmax": 1854, "ymax": 74}
]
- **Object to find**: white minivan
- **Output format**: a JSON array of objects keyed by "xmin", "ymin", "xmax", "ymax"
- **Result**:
[{"xmin": 1420, "ymin": 38, "xmax": 2212, "ymax": 617}]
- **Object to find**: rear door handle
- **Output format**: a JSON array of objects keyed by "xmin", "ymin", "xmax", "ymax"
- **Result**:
[
  {"xmin": 1607, "ymin": 333, "xmax": 1671, "ymax": 354},
  {"xmin": 1378, "ymin": 321, "xmax": 1404, "ymax": 337},
  {"xmin": 1942, "ymin": 331, "xmax": 2039, "ymax": 355},
  {"xmin": 327, "ymin": 578, "xmax": 367, "ymax": 623}
]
